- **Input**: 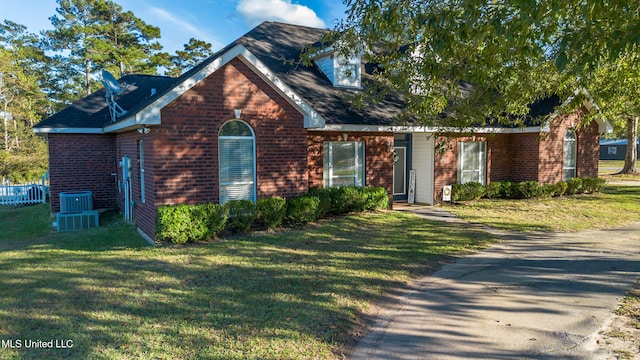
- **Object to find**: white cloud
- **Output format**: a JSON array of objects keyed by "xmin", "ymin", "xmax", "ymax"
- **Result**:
[
  {"xmin": 148, "ymin": 7, "xmax": 224, "ymax": 51},
  {"xmin": 236, "ymin": 0, "xmax": 326, "ymax": 28}
]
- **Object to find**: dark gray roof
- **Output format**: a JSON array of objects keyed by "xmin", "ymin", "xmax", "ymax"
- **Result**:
[
  {"xmin": 34, "ymin": 74, "xmax": 178, "ymax": 129},
  {"xmin": 34, "ymin": 21, "xmax": 560, "ymax": 131},
  {"xmin": 184, "ymin": 21, "xmax": 405, "ymax": 126}
]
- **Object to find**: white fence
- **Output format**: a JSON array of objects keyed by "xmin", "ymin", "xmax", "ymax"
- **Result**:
[{"xmin": 0, "ymin": 176, "xmax": 49, "ymax": 206}]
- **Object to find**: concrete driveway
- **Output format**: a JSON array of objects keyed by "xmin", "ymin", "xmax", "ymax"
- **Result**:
[{"xmin": 350, "ymin": 207, "xmax": 640, "ymax": 359}]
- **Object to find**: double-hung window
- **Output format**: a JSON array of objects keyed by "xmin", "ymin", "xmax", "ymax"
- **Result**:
[
  {"xmin": 218, "ymin": 120, "xmax": 256, "ymax": 203},
  {"xmin": 458, "ymin": 141, "xmax": 487, "ymax": 185},
  {"xmin": 563, "ymin": 129, "xmax": 577, "ymax": 180},
  {"xmin": 323, "ymin": 141, "xmax": 365, "ymax": 187}
]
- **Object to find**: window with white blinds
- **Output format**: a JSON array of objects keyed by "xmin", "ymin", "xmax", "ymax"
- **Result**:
[
  {"xmin": 323, "ymin": 141, "xmax": 365, "ymax": 187},
  {"xmin": 458, "ymin": 141, "xmax": 487, "ymax": 185},
  {"xmin": 219, "ymin": 120, "xmax": 256, "ymax": 203},
  {"xmin": 563, "ymin": 129, "xmax": 577, "ymax": 180}
]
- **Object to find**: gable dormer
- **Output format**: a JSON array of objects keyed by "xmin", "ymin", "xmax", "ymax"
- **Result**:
[{"xmin": 314, "ymin": 52, "xmax": 362, "ymax": 89}]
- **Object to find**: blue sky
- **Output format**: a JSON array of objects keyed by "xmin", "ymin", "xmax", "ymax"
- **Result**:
[{"xmin": 0, "ymin": 0, "xmax": 347, "ymax": 53}]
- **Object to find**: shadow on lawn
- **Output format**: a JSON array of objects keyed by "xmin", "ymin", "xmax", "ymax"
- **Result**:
[
  {"xmin": 1, "ymin": 211, "xmax": 638, "ymax": 359},
  {"xmin": 0, "ymin": 212, "xmax": 494, "ymax": 358}
]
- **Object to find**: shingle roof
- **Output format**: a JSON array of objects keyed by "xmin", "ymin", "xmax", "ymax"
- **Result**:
[
  {"xmin": 33, "ymin": 74, "xmax": 178, "ymax": 130},
  {"xmin": 34, "ymin": 21, "xmax": 560, "ymax": 132},
  {"xmin": 185, "ymin": 21, "xmax": 406, "ymax": 126}
]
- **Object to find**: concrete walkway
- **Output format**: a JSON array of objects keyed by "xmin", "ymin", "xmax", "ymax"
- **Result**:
[{"xmin": 350, "ymin": 204, "xmax": 640, "ymax": 359}]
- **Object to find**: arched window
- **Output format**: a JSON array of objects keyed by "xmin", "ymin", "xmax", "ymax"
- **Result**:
[
  {"xmin": 563, "ymin": 129, "xmax": 577, "ymax": 180},
  {"xmin": 218, "ymin": 120, "xmax": 256, "ymax": 203}
]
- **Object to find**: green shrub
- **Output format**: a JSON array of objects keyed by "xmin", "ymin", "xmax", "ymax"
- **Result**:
[
  {"xmin": 156, "ymin": 204, "xmax": 215, "ymax": 244},
  {"xmin": 566, "ymin": 178, "xmax": 584, "ymax": 195},
  {"xmin": 363, "ymin": 186, "xmax": 389, "ymax": 210},
  {"xmin": 224, "ymin": 200, "xmax": 257, "ymax": 234},
  {"xmin": 285, "ymin": 195, "xmax": 319, "ymax": 226},
  {"xmin": 257, "ymin": 197, "xmax": 287, "ymax": 229},
  {"xmin": 552, "ymin": 181, "xmax": 568, "ymax": 196},
  {"xmin": 484, "ymin": 182, "xmax": 503, "ymax": 199},
  {"xmin": 199, "ymin": 203, "xmax": 228, "ymax": 238},
  {"xmin": 156, "ymin": 205, "xmax": 193, "ymax": 244},
  {"xmin": 541, "ymin": 183, "xmax": 556, "ymax": 198},
  {"xmin": 581, "ymin": 177, "xmax": 607, "ymax": 193},
  {"xmin": 594, "ymin": 177, "xmax": 607, "ymax": 192},
  {"xmin": 516, "ymin": 181, "xmax": 544, "ymax": 199},
  {"xmin": 308, "ymin": 187, "xmax": 332, "ymax": 219},
  {"xmin": 452, "ymin": 182, "xmax": 485, "ymax": 202},
  {"xmin": 500, "ymin": 181, "xmax": 518, "ymax": 199},
  {"xmin": 327, "ymin": 187, "xmax": 367, "ymax": 215}
]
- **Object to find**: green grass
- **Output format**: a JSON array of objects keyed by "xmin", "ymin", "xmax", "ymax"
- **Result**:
[
  {"xmin": 599, "ymin": 160, "xmax": 640, "ymax": 179},
  {"xmin": 599, "ymin": 160, "xmax": 624, "ymax": 176},
  {"xmin": 0, "ymin": 205, "xmax": 492, "ymax": 359},
  {"xmin": 444, "ymin": 184, "xmax": 640, "ymax": 232}
]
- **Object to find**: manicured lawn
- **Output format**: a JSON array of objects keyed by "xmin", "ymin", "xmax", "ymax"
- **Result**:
[
  {"xmin": 599, "ymin": 160, "xmax": 625, "ymax": 174},
  {"xmin": 599, "ymin": 160, "xmax": 640, "ymax": 179},
  {"xmin": 0, "ymin": 205, "xmax": 492, "ymax": 359},
  {"xmin": 444, "ymin": 184, "xmax": 640, "ymax": 232}
]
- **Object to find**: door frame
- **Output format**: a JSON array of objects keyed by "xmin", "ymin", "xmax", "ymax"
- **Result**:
[{"xmin": 393, "ymin": 133, "xmax": 412, "ymax": 201}]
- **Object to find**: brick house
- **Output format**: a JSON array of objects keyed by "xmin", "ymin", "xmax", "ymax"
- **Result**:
[{"xmin": 33, "ymin": 22, "xmax": 611, "ymax": 242}]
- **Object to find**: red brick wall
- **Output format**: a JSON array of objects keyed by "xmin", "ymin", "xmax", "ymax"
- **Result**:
[
  {"xmin": 433, "ymin": 136, "xmax": 460, "ymax": 201},
  {"xmin": 538, "ymin": 116, "xmax": 569, "ymax": 184},
  {"xmin": 307, "ymin": 131, "xmax": 394, "ymax": 200},
  {"xmin": 538, "ymin": 107, "xmax": 599, "ymax": 183},
  {"xmin": 577, "ymin": 120, "xmax": 600, "ymax": 178},
  {"xmin": 154, "ymin": 57, "xmax": 308, "ymax": 208},
  {"xmin": 486, "ymin": 134, "xmax": 513, "ymax": 182},
  {"xmin": 115, "ymin": 131, "xmax": 156, "ymax": 241},
  {"xmin": 507, "ymin": 133, "xmax": 541, "ymax": 183},
  {"xmin": 432, "ymin": 106, "xmax": 600, "ymax": 201},
  {"xmin": 47, "ymin": 134, "xmax": 117, "ymax": 212}
]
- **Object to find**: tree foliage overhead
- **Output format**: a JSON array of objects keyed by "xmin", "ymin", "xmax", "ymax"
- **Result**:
[
  {"xmin": 586, "ymin": 46, "xmax": 640, "ymax": 173},
  {"xmin": 44, "ymin": 0, "xmax": 167, "ymax": 96},
  {"xmin": 0, "ymin": 48, "xmax": 49, "ymax": 181},
  {"xmin": 330, "ymin": 0, "xmax": 640, "ymax": 128},
  {"xmin": 0, "ymin": 0, "xmax": 216, "ymax": 181},
  {"xmin": 166, "ymin": 38, "xmax": 215, "ymax": 77}
]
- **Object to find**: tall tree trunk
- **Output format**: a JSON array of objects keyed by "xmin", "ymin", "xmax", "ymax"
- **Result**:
[
  {"xmin": 621, "ymin": 116, "xmax": 638, "ymax": 174},
  {"xmin": 85, "ymin": 58, "xmax": 92, "ymax": 95}
]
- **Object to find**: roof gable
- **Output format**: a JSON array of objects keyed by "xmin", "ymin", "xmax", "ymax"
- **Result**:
[
  {"xmin": 33, "ymin": 74, "xmax": 177, "ymax": 133},
  {"xmin": 35, "ymin": 21, "xmax": 406, "ymax": 134},
  {"xmin": 124, "ymin": 43, "xmax": 327, "ymax": 132},
  {"xmin": 36, "ymin": 22, "xmax": 602, "ymax": 135}
]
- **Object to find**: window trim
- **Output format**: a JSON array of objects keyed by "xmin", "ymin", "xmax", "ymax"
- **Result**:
[
  {"xmin": 323, "ymin": 141, "xmax": 365, "ymax": 187},
  {"xmin": 138, "ymin": 140, "xmax": 145, "ymax": 204},
  {"xmin": 458, "ymin": 141, "xmax": 487, "ymax": 185},
  {"xmin": 563, "ymin": 129, "xmax": 577, "ymax": 180},
  {"xmin": 218, "ymin": 120, "xmax": 256, "ymax": 203}
]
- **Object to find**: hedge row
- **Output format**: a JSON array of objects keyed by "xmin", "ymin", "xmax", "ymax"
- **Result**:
[
  {"xmin": 452, "ymin": 177, "xmax": 607, "ymax": 202},
  {"xmin": 156, "ymin": 186, "xmax": 389, "ymax": 244}
]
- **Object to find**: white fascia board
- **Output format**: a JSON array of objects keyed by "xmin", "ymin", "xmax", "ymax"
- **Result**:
[
  {"xmin": 552, "ymin": 88, "xmax": 613, "ymax": 134},
  {"xmin": 320, "ymin": 124, "xmax": 396, "ymax": 132},
  {"xmin": 32, "ymin": 127, "xmax": 104, "ymax": 134},
  {"xmin": 102, "ymin": 112, "xmax": 161, "ymax": 133},
  {"xmin": 320, "ymin": 124, "xmax": 543, "ymax": 134},
  {"xmin": 105, "ymin": 44, "xmax": 325, "ymax": 133}
]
